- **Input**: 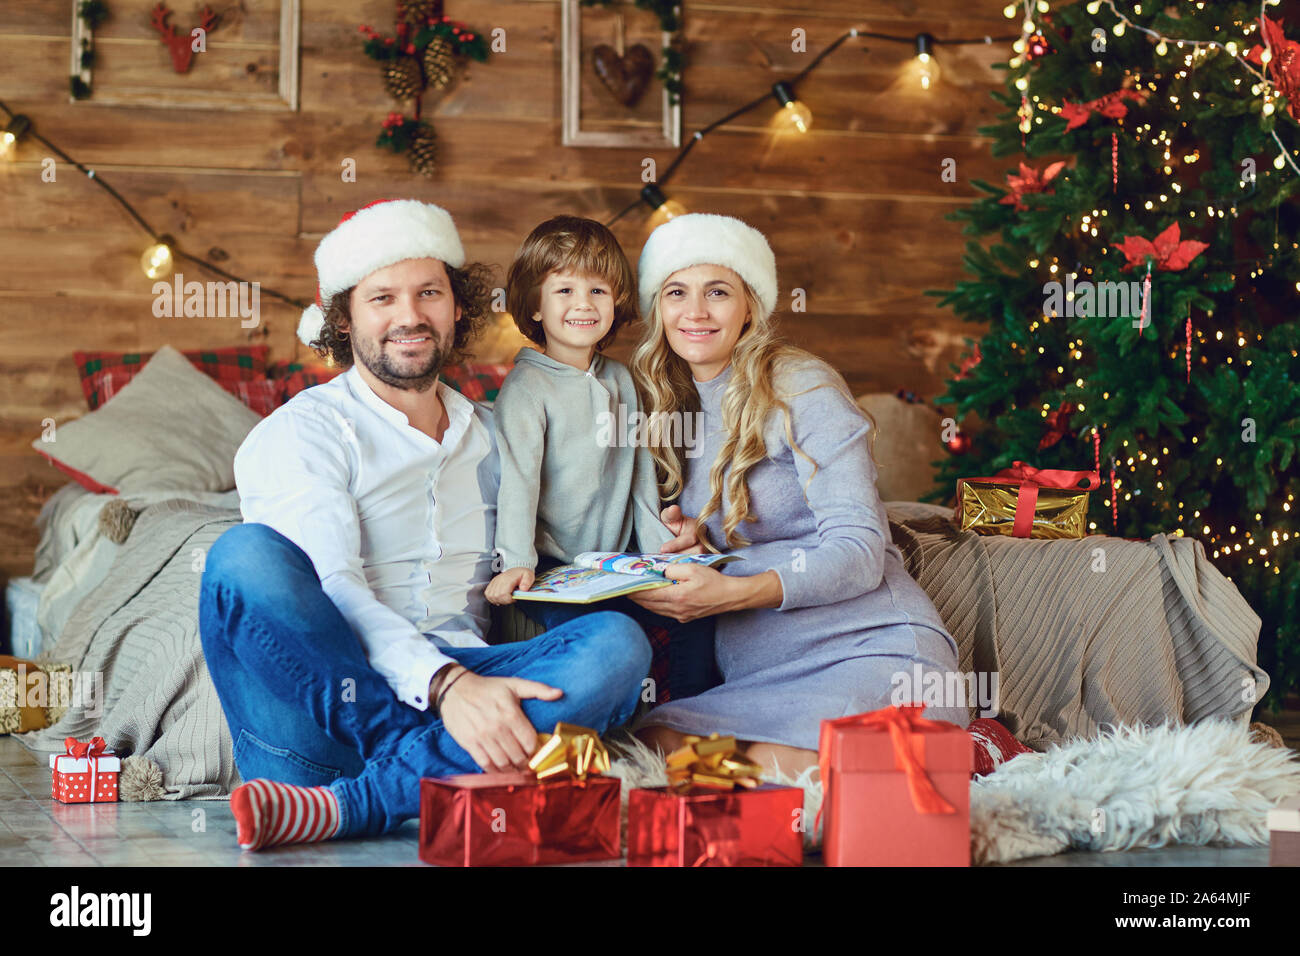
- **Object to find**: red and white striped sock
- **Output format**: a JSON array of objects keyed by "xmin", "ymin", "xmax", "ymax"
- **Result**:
[{"xmin": 231, "ymin": 779, "xmax": 341, "ymax": 851}]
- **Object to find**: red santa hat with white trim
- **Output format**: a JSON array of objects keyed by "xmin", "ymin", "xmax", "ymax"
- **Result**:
[{"xmin": 297, "ymin": 198, "xmax": 467, "ymax": 347}]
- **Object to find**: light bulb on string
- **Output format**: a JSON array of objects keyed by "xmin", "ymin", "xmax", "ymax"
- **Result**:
[
  {"xmin": 1, "ymin": 114, "xmax": 30, "ymax": 161},
  {"xmin": 771, "ymin": 81, "xmax": 812, "ymax": 132},
  {"xmin": 640, "ymin": 185, "xmax": 686, "ymax": 231},
  {"xmin": 140, "ymin": 234, "xmax": 176, "ymax": 280},
  {"xmin": 914, "ymin": 34, "xmax": 940, "ymax": 91}
]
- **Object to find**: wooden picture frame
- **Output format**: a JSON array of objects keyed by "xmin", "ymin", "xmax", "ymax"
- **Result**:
[
  {"xmin": 69, "ymin": 0, "xmax": 300, "ymax": 112},
  {"xmin": 561, "ymin": 0, "xmax": 681, "ymax": 149}
]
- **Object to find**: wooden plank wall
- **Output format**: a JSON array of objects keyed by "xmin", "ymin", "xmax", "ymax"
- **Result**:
[{"xmin": 0, "ymin": 0, "xmax": 1010, "ymax": 581}]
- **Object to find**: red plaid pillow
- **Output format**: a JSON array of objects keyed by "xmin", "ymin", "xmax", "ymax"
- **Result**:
[
  {"xmin": 75, "ymin": 346, "xmax": 273, "ymax": 415},
  {"xmin": 265, "ymin": 360, "xmax": 512, "ymax": 406},
  {"xmin": 268, "ymin": 360, "xmax": 344, "ymax": 403},
  {"xmin": 644, "ymin": 623, "xmax": 674, "ymax": 703},
  {"xmin": 439, "ymin": 362, "xmax": 512, "ymax": 404}
]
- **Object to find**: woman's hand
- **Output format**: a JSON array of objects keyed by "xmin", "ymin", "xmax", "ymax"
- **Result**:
[
  {"xmin": 657, "ymin": 505, "xmax": 705, "ymax": 555},
  {"xmin": 486, "ymin": 567, "xmax": 534, "ymax": 605},
  {"xmin": 627, "ymin": 564, "xmax": 784, "ymax": 622}
]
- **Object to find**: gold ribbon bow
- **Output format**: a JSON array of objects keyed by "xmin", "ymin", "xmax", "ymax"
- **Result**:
[
  {"xmin": 666, "ymin": 733, "xmax": 764, "ymax": 790},
  {"xmin": 528, "ymin": 722, "xmax": 610, "ymax": 781}
]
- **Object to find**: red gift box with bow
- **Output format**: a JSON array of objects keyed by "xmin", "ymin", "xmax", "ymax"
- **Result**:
[
  {"xmin": 627, "ymin": 783, "xmax": 804, "ymax": 867},
  {"xmin": 818, "ymin": 705, "xmax": 972, "ymax": 866},
  {"xmin": 418, "ymin": 772, "xmax": 621, "ymax": 867},
  {"xmin": 49, "ymin": 736, "xmax": 120, "ymax": 804}
]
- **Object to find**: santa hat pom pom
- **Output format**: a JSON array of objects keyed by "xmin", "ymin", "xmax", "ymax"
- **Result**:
[{"xmin": 297, "ymin": 304, "xmax": 325, "ymax": 347}]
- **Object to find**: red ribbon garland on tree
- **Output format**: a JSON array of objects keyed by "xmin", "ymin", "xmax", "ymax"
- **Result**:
[
  {"xmin": 1112, "ymin": 131, "xmax": 1119, "ymax": 193},
  {"xmin": 1138, "ymin": 263, "xmax": 1152, "ymax": 337}
]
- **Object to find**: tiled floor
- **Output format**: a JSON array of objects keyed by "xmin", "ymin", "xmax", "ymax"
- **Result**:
[{"xmin": 0, "ymin": 735, "xmax": 1282, "ymax": 867}]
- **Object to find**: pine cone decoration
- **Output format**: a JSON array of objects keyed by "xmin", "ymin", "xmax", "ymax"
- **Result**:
[
  {"xmin": 399, "ymin": 0, "xmax": 442, "ymax": 26},
  {"xmin": 422, "ymin": 35, "xmax": 456, "ymax": 91},
  {"xmin": 383, "ymin": 56, "xmax": 424, "ymax": 100},
  {"xmin": 407, "ymin": 127, "xmax": 438, "ymax": 178}
]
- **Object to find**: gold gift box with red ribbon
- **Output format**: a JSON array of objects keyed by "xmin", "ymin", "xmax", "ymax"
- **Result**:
[{"xmin": 956, "ymin": 461, "xmax": 1100, "ymax": 539}]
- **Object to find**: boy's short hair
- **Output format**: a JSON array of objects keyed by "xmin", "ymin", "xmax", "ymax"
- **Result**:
[{"xmin": 505, "ymin": 216, "xmax": 638, "ymax": 350}]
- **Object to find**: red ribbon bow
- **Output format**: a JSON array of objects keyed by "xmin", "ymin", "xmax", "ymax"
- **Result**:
[
  {"xmin": 816, "ymin": 704, "xmax": 959, "ymax": 835},
  {"xmin": 958, "ymin": 461, "xmax": 1101, "ymax": 538},
  {"xmin": 64, "ymin": 736, "xmax": 108, "ymax": 759}
]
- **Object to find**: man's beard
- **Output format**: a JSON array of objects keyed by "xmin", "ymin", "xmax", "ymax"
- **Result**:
[{"xmin": 351, "ymin": 325, "xmax": 451, "ymax": 392}]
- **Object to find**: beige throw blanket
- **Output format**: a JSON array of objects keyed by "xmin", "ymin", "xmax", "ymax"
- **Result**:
[
  {"xmin": 17, "ymin": 500, "xmax": 1265, "ymax": 796},
  {"xmin": 886, "ymin": 502, "xmax": 1266, "ymax": 748}
]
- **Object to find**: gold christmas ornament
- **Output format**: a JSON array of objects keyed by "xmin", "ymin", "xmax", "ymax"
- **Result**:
[
  {"xmin": 407, "ymin": 126, "xmax": 438, "ymax": 177},
  {"xmin": 399, "ymin": 0, "xmax": 442, "ymax": 26},
  {"xmin": 423, "ymin": 34, "xmax": 455, "ymax": 91},
  {"xmin": 383, "ymin": 55, "xmax": 424, "ymax": 99}
]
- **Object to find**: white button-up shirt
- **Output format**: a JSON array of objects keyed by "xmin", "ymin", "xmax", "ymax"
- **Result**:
[{"xmin": 233, "ymin": 364, "xmax": 499, "ymax": 710}]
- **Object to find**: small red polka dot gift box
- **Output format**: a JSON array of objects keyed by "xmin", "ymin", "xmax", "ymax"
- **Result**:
[
  {"xmin": 626, "ymin": 734, "xmax": 803, "ymax": 867},
  {"xmin": 49, "ymin": 736, "xmax": 120, "ymax": 804}
]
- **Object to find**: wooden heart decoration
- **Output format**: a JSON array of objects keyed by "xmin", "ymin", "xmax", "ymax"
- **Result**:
[{"xmin": 591, "ymin": 43, "xmax": 654, "ymax": 107}]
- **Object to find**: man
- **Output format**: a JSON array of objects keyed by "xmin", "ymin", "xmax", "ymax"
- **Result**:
[{"xmin": 198, "ymin": 200, "xmax": 661, "ymax": 850}]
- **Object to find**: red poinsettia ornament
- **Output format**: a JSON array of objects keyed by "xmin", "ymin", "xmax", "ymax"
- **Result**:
[
  {"xmin": 1000, "ymin": 160, "xmax": 1068, "ymax": 211},
  {"xmin": 955, "ymin": 343, "xmax": 982, "ymax": 380},
  {"xmin": 1059, "ymin": 89, "xmax": 1147, "ymax": 131},
  {"xmin": 1111, "ymin": 223, "xmax": 1209, "ymax": 272},
  {"xmin": 1038, "ymin": 401, "xmax": 1075, "ymax": 450},
  {"xmin": 1246, "ymin": 16, "xmax": 1300, "ymax": 120}
]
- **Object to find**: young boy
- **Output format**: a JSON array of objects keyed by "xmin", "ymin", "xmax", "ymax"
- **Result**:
[{"xmin": 486, "ymin": 215, "xmax": 718, "ymax": 700}]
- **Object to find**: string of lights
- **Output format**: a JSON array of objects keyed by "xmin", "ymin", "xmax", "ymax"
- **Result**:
[
  {"xmin": 0, "ymin": 98, "xmax": 310, "ymax": 313},
  {"xmin": 606, "ymin": 25, "xmax": 1021, "ymax": 228}
]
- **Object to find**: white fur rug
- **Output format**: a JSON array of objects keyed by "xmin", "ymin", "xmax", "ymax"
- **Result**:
[{"xmin": 605, "ymin": 720, "xmax": 1300, "ymax": 865}]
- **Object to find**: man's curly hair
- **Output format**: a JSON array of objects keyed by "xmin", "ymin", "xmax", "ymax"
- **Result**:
[{"xmin": 308, "ymin": 261, "xmax": 497, "ymax": 368}]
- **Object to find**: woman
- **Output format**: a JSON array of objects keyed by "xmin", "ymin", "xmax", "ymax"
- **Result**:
[{"xmin": 628, "ymin": 213, "xmax": 969, "ymax": 777}]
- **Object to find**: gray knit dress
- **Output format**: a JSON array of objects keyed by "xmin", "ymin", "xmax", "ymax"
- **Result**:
[{"xmin": 637, "ymin": 359, "xmax": 970, "ymax": 750}]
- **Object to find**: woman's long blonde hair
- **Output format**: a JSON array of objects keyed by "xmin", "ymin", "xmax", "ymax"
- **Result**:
[{"xmin": 632, "ymin": 274, "xmax": 875, "ymax": 551}]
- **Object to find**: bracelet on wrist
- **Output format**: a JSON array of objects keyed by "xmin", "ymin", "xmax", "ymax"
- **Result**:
[{"xmin": 434, "ymin": 665, "xmax": 469, "ymax": 714}]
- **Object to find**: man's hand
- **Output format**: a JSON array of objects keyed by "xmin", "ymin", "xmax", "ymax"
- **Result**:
[
  {"xmin": 657, "ymin": 505, "xmax": 705, "ymax": 555},
  {"xmin": 438, "ymin": 667, "xmax": 563, "ymax": 772},
  {"xmin": 485, "ymin": 567, "xmax": 535, "ymax": 605}
]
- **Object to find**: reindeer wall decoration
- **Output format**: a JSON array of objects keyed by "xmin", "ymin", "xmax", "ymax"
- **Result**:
[{"xmin": 150, "ymin": 3, "xmax": 219, "ymax": 74}]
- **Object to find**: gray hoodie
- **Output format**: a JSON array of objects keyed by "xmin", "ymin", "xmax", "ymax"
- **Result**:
[{"xmin": 493, "ymin": 347, "xmax": 673, "ymax": 570}]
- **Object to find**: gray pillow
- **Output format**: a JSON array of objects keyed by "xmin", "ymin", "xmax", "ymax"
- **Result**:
[{"xmin": 33, "ymin": 344, "xmax": 262, "ymax": 493}]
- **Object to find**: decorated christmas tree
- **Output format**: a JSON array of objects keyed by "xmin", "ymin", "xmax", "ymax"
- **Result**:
[{"xmin": 931, "ymin": 0, "xmax": 1300, "ymax": 709}]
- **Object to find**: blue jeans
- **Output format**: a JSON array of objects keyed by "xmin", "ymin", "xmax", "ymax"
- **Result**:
[{"xmin": 198, "ymin": 523, "xmax": 651, "ymax": 838}]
